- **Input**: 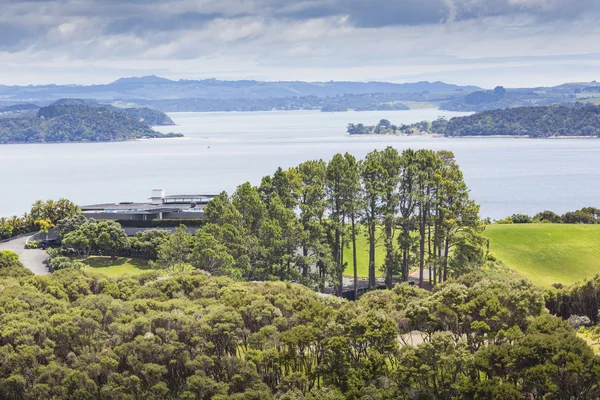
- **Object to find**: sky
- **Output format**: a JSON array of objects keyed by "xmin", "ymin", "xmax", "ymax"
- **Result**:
[{"xmin": 2, "ymin": 0, "xmax": 600, "ymax": 88}]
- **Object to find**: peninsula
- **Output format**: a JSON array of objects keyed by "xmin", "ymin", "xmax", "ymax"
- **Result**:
[
  {"xmin": 348, "ymin": 104, "xmax": 600, "ymax": 138},
  {"xmin": 0, "ymin": 101, "xmax": 182, "ymax": 144}
]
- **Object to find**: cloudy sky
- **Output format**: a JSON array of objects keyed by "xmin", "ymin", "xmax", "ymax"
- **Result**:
[{"xmin": 2, "ymin": 0, "xmax": 600, "ymax": 88}]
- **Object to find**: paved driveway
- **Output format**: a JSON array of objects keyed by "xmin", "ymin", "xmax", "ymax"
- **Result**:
[{"xmin": 0, "ymin": 235, "xmax": 51, "ymax": 275}]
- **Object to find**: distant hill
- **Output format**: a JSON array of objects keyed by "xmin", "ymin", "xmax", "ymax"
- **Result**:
[
  {"xmin": 2, "ymin": 98, "xmax": 176, "ymax": 126},
  {"xmin": 0, "ymin": 103, "xmax": 182, "ymax": 144},
  {"xmin": 4, "ymin": 76, "xmax": 600, "ymax": 113},
  {"xmin": 349, "ymin": 104, "xmax": 600, "ymax": 138},
  {"xmin": 439, "ymin": 83, "xmax": 600, "ymax": 112},
  {"xmin": 0, "ymin": 76, "xmax": 481, "ymax": 106},
  {"xmin": 443, "ymin": 104, "xmax": 600, "ymax": 137},
  {"xmin": 134, "ymin": 93, "xmax": 413, "ymax": 112}
]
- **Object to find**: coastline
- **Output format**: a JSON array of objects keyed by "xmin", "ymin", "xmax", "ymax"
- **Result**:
[{"xmin": 349, "ymin": 133, "xmax": 599, "ymax": 139}]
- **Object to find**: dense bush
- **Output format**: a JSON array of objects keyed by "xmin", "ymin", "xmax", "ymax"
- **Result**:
[
  {"xmin": 0, "ymin": 250, "xmax": 33, "ymax": 277},
  {"xmin": 445, "ymin": 104, "xmax": 600, "ymax": 137},
  {"xmin": 0, "ymin": 269, "xmax": 597, "ymax": 399},
  {"xmin": 0, "ymin": 103, "xmax": 181, "ymax": 144}
]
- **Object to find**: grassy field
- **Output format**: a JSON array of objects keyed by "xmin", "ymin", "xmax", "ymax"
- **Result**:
[
  {"xmin": 484, "ymin": 224, "xmax": 600, "ymax": 287},
  {"xmin": 82, "ymin": 256, "xmax": 155, "ymax": 278},
  {"xmin": 342, "ymin": 229, "xmax": 387, "ymax": 278}
]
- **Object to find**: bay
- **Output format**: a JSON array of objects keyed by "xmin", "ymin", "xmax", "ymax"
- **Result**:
[{"xmin": 1, "ymin": 109, "xmax": 599, "ymax": 219}]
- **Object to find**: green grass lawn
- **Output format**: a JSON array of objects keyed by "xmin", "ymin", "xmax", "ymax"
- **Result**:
[
  {"xmin": 484, "ymin": 224, "xmax": 600, "ymax": 287},
  {"xmin": 82, "ymin": 256, "xmax": 156, "ymax": 278},
  {"xmin": 342, "ymin": 228, "xmax": 387, "ymax": 278}
]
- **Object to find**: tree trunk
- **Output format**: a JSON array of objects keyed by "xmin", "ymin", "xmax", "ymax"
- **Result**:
[
  {"xmin": 352, "ymin": 214, "xmax": 358, "ymax": 300},
  {"xmin": 402, "ymin": 226, "xmax": 410, "ymax": 282},
  {"xmin": 443, "ymin": 237, "xmax": 450, "ymax": 282},
  {"xmin": 419, "ymin": 207, "xmax": 426, "ymax": 287},
  {"xmin": 302, "ymin": 245, "xmax": 309, "ymax": 279},
  {"xmin": 335, "ymin": 226, "xmax": 341, "ymax": 296},
  {"xmin": 385, "ymin": 216, "xmax": 393, "ymax": 289},
  {"xmin": 427, "ymin": 220, "xmax": 432, "ymax": 285},
  {"xmin": 368, "ymin": 221, "xmax": 376, "ymax": 288}
]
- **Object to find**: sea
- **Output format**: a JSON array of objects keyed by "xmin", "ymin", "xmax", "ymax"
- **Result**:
[{"xmin": 1, "ymin": 109, "xmax": 599, "ymax": 219}]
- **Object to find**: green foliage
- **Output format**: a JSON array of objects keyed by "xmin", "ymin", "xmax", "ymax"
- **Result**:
[
  {"xmin": 0, "ymin": 250, "xmax": 33, "ymax": 277},
  {"xmin": 1, "ymin": 198, "xmax": 81, "ymax": 240},
  {"xmin": 510, "ymin": 213, "xmax": 532, "ymax": 224},
  {"xmin": 0, "ymin": 270, "xmax": 597, "ymax": 399},
  {"xmin": 0, "ymin": 103, "xmax": 181, "ymax": 144},
  {"xmin": 445, "ymin": 104, "xmax": 600, "ymax": 137},
  {"xmin": 62, "ymin": 219, "xmax": 129, "ymax": 258},
  {"xmin": 347, "ymin": 118, "xmax": 449, "ymax": 135}
]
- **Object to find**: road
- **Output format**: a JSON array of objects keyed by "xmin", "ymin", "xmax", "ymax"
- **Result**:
[{"xmin": 0, "ymin": 235, "xmax": 51, "ymax": 275}]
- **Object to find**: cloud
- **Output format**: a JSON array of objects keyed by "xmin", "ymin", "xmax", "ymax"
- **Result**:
[{"xmin": 1, "ymin": 0, "xmax": 600, "ymax": 86}]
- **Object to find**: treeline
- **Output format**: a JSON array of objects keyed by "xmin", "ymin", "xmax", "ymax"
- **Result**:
[
  {"xmin": 444, "ymin": 104, "xmax": 600, "ymax": 137},
  {"xmin": 496, "ymin": 207, "xmax": 600, "ymax": 224},
  {"xmin": 51, "ymin": 148, "xmax": 486, "ymax": 297},
  {"xmin": 347, "ymin": 118, "xmax": 448, "ymax": 135},
  {"xmin": 350, "ymin": 105, "xmax": 600, "ymax": 137},
  {"xmin": 0, "ymin": 262, "xmax": 598, "ymax": 399},
  {"xmin": 439, "ymin": 85, "xmax": 567, "ymax": 112},
  {"xmin": 548, "ymin": 274, "xmax": 600, "ymax": 324},
  {"xmin": 0, "ymin": 199, "xmax": 81, "ymax": 240},
  {"xmin": 0, "ymin": 103, "xmax": 181, "ymax": 144},
  {"xmin": 46, "ymin": 99, "xmax": 176, "ymax": 126},
  {"xmin": 133, "ymin": 94, "xmax": 410, "ymax": 113}
]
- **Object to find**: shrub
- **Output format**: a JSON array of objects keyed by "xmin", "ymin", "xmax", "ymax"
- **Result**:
[{"xmin": 511, "ymin": 213, "xmax": 532, "ymax": 224}]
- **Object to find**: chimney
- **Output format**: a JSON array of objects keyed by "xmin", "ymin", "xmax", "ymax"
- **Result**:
[{"xmin": 151, "ymin": 188, "xmax": 165, "ymax": 205}]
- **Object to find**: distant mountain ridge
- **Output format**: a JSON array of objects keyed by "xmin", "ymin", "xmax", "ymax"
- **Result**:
[
  {"xmin": 3, "ymin": 76, "xmax": 600, "ymax": 113},
  {"xmin": 0, "ymin": 76, "xmax": 481, "ymax": 103}
]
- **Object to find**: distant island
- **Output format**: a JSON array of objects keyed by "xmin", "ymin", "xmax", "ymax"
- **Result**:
[
  {"xmin": 349, "ymin": 104, "xmax": 600, "ymax": 138},
  {"xmin": 0, "ymin": 99, "xmax": 175, "ymax": 126},
  {"xmin": 135, "ymin": 93, "xmax": 412, "ymax": 113},
  {"xmin": 0, "ymin": 101, "xmax": 182, "ymax": 144}
]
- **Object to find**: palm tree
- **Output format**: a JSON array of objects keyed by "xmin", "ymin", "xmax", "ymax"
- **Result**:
[
  {"xmin": 44, "ymin": 199, "xmax": 58, "ymax": 222},
  {"xmin": 31, "ymin": 200, "xmax": 45, "ymax": 220}
]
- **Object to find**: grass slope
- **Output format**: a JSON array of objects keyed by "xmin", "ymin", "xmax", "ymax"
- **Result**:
[
  {"xmin": 484, "ymin": 224, "xmax": 600, "ymax": 287},
  {"xmin": 342, "ymin": 229, "xmax": 386, "ymax": 278},
  {"xmin": 82, "ymin": 256, "xmax": 154, "ymax": 278}
]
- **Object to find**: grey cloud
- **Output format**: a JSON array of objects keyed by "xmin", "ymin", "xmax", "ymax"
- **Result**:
[{"xmin": 105, "ymin": 12, "xmax": 228, "ymax": 35}]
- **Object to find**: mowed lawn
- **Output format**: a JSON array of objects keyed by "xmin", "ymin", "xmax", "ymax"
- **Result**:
[
  {"xmin": 82, "ymin": 256, "xmax": 156, "ymax": 278},
  {"xmin": 484, "ymin": 224, "xmax": 600, "ymax": 287},
  {"xmin": 342, "ymin": 228, "xmax": 387, "ymax": 278}
]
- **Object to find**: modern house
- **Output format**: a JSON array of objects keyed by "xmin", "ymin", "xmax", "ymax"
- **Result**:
[{"xmin": 80, "ymin": 189, "xmax": 217, "ymax": 221}]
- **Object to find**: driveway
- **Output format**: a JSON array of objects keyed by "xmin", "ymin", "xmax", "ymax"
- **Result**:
[{"xmin": 0, "ymin": 235, "xmax": 51, "ymax": 275}]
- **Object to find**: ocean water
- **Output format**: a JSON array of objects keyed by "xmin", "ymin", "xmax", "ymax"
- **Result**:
[{"xmin": 1, "ymin": 109, "xmax": 599, "ymax": 219}]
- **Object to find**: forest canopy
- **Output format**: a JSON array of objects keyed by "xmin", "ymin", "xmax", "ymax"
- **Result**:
[
  {"xmin": 0, "ymin": 103, "xmax": 182, "ymax": 144},
  {"xmin": 349, "ymin": 104, "xmax": 600, "ymax": 138},
  {"xmin": 0, "ymin": 267, "xmax": 598, "ymax": 399}
]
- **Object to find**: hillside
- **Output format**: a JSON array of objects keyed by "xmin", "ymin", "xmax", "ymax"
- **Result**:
[
  {"xmin": 0, "ymin": 76, "xmax": 480, "ymax": 103},
  {"xmin": 350, "ymin": 104, "xmax": 600, "ymax": 138},
  {"xmin": 43, "ymin": 99, "xmax": 175, "ymax": 126},
  {"xmin": 0, "ymin": 103, "xmax": 182, "ymax": 144},
  {"xmin": 440, "ymin": 86, "xmax": 570, "ymax": 111},
  {"xmin": 0, "ymin": 99, "xmax": 175, "ymax": 126},
  {"xmin": 484, "ymin": 224, "xmax": 600, "ymax": 287},
  {"xmin": 444, "ymin": 104, "xmax": 600, "ymax": 137}
]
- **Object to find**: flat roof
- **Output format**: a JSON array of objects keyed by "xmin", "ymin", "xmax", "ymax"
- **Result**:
[
  {"xmin": 81, "ymin": 202, "xmax": 206, "ymax": 213},
  {"xmin": 163, "ymin": 194, "xmax": 216, "ymax": 199}
]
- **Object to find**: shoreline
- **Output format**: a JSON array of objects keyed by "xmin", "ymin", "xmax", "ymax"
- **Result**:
[{"xmin": 349, "ymin": 133, "xmax": 599, "ymax": 139}]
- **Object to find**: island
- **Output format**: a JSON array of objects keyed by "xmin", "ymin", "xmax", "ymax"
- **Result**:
[
  {"xmin": 348, "ymin": 104, "xmax": 600, "ymax": 138},
  {"xmin": 0, "ymin": 101, "xmax": 182, "ymax": 144},
  {"xmin": 0, "ymin": 99, "xmax": 176, "ymax": 126}
]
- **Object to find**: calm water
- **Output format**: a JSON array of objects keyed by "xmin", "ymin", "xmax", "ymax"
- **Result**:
[{"xmin": 1, "ymin": 109, "xmax": 599, "ymax": 219}]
